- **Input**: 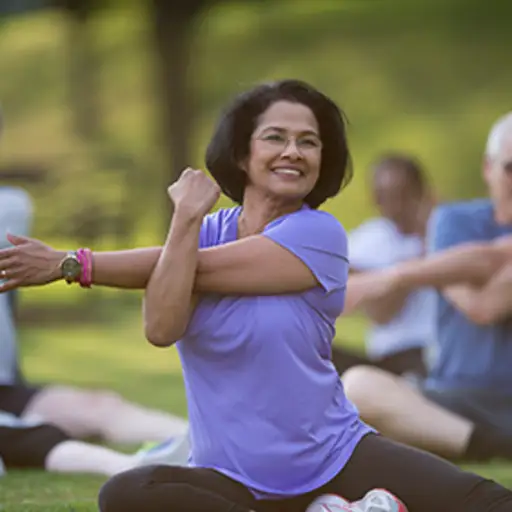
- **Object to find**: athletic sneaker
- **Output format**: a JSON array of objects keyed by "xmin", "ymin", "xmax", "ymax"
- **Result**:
[
  {"xmin": 306, "ymin": 494, "xmax": 351, "ymax": 511},
  {"xmin": 351, "ymin": 489, "xmax": 408, "ymax": 511},
  {"xmin": 134, "ymin": 434, "xmax": 190, "ymax": 467},
  {"xmin": 306, "ymin": 489, "xmax": 408, "ymax": 512}
]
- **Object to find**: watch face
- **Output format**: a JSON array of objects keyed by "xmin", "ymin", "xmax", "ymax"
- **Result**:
[{"xmin": 62, "ymin": 258, "xmax": 81, "ymax": 277}]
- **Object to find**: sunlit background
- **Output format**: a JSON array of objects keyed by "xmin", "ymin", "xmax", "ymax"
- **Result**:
[{"xmin": 1, "ymin": 1, "xmax": 512, "ymax": 507}]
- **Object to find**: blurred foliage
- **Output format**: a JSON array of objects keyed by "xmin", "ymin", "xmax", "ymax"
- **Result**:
[{"xmin": 0, "ymin": 0, "xmax": 511, "ymax": 245}]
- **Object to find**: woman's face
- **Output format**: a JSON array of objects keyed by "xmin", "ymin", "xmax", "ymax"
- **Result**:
[{"xmin": 243, "ymin": 100, "xmax": 322, "ymax": 203}]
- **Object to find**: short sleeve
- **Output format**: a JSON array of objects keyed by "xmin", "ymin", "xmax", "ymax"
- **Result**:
[
  {"xmin": 197, "ymin": 207, "xmax": 240, "ymax": 249},
  {"xmin": 263, "ymin": 210, "xmax": 348, "ymax": 293},
  {"xmin": 198, "ymin": 215, "xmax": 214, "ymax": 249},
  {"xmin": 427, "ymin": 205, "xmax": 476, "ymax": 255}
]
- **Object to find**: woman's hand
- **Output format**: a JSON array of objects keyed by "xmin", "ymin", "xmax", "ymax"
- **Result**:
[
  {"xmin": 0, "ymin": 234, "xmax": 65, "ymax": 292},
  {"xmin": 168, "ymin": 168, "xmax": 221, "ymax": 221}
]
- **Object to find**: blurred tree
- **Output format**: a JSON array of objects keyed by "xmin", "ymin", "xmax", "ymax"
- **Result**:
[
  {"xmin": 0, "ymin": 0, "xmax": 101, "ymax": 141},
  {"xmin": 1, "ymin": 0, "xmax": 263, "ymax": 229},
  {"xmin": 59, "ymin": 0, "xmax": 101, "ymax": 141},
  {"xmin": 150, "ymin": 0, "xmax": 214, "ymax": 221}
]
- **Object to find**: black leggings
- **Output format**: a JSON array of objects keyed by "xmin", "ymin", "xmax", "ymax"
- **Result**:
[{"xmin": 98, "ymin": 433, "xmax": 512, "ymax": 512}]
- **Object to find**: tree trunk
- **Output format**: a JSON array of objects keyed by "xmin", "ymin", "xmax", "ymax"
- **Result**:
[
  {"xmin": 150, "ymin": 1, "xmax": 198, "ymax": 226},
  {"xmin": 65, "ymin": 1, "xmax": 100, "ymax": 141}
]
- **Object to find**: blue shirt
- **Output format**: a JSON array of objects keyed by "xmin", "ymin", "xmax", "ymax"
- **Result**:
[
  {"xmin": 177, "ymin": 206, "xmax": 372, "ymax": 499},
  {"xmin": 425, "ymin": 199, "xmax": 512, "ymax": 393}
]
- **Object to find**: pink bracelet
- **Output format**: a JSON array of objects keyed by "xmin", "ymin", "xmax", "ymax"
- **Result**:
[{"xmin": 77, "ymin": 248, "xmax": 93, "ymax": 288}]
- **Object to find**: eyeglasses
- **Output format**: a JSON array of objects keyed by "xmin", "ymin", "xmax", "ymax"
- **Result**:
[{"xmin": 254, "ymin": 132, "xmax": 322, "ymax": 151}]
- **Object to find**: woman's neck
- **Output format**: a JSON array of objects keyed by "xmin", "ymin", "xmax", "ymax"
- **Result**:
[{"xmin": 238, "ymin": 190, "xmax": 303, "ymax": 238}]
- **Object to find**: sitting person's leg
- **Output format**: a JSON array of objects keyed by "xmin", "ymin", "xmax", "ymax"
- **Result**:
[
  {"xmin": 0, "ymin": 411, "xmax": 132, "ymax": 476},
  {"xmin": 342, "ymin": 365, "xmax": 512, "ymax": 460},
  {"xmin": 99, "ymin": 434, "xmax": 512, "ymax": 512},
  {"xmin": 422, "ymin": 387, "xmax": 512, "ymax": 435},
  {"xmin": 1, "ymin": 410, "xmax": 189, "ymax": 476},
  {"xmin": 318, "ymin": 433, "xmax": 512, "ymax": 512},
  {"xmin": 0, "ymin": 383, "xmax": 40, "ymax": 416},
  {"xmin": 99, "ymin": 465, "xmax": 257, "ymax": 512},
  {"xmin": 3, "ymin": 373, "xmax": 189, "ymax": 446},
  {"xmin": 21, "ymin": 385, "xmax": 189, "ymax": 443},
  {"xmin": 46, "ymin": 439, "xmax": 138, "ymax": 476}
]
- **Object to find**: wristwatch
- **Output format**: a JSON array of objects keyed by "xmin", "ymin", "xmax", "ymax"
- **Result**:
[{"xmin": 60, "ymin": 251, "xmax": 82, "ymax": 284}]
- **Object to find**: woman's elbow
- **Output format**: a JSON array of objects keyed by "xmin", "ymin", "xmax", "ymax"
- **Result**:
[{"xmin": 143, "ymin": 320, "xmax": 183, "ymax": 347}]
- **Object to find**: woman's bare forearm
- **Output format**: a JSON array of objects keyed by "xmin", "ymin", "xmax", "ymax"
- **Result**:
[
  {"xmin": 143, "ymin": 210, "xmax": 202, "ymax": 346},
  {"xmin": 91, "ymin": 247, "xmax": 162, "ymax": 289}
]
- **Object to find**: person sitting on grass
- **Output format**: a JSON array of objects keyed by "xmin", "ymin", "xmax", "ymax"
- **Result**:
[
  {"xmin": 331, "ymin": 153, "xmax": 436, "ymax": 379},
  {"xmin": 339, "ymin": 111, "xmax": 512, "ymax": 463},
  {"xmin": 0, "ymin": 408, "xmax": 189, "ymax": 477},
  {"xmin": 0, "ymin": 140, "xmax": 187, "ymax": 446},
  {"xmin": 2, "ymin": 80, "xmax": 512, "ymax": 512}
]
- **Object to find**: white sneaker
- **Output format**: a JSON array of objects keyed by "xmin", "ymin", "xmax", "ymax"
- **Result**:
[
  {"xmin": 349, "ymin": 489, "xmax": 408, "ymax": 512},
  {"xmin": 134, "ymin": 434, "xmax": 190, "ymax": 467},
  {"xmin": 306, "ymin": 490, "xmax": 407, "ymax": 512},
  {"xmin": 306, "ymin": 494, "xmax": 351, "ymax": 511}
]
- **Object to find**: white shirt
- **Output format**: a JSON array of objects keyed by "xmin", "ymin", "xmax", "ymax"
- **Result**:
[{"xmin": 348, "ymin": 217, "xmax": 436, "ymax": 359}]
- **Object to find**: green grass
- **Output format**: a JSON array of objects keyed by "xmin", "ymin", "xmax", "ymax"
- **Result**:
[
  {"xmin": 1, "ymin": 306, "xmax": 511, "ymax": 511},
  {"xmin": 1, "ymin": 303, "xmax": 188, "ymax": 511}
]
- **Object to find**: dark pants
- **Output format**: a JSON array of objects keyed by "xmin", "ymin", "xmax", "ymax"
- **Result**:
[
  {"xmin": 0, "ymin": 423, "xmax": 69, "ymax": 468},
  {"xmin": 98, "ymin": 433, "xmax": 512, "ymax": 512},
  {"xmin": 331, "ymin": 345, "xmax": 427, "ymax": 377}
]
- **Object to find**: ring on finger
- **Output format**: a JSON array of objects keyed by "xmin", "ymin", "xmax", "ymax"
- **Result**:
[{"xmin": 0, "ymin": 270, "xmax": 7, "ymax": 278}]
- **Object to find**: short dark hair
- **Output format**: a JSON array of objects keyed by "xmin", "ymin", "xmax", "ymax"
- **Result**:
[
  {"xmin": 205, "ymin": 79, "xmax": 352, "ymax": 209},
  {"xmin": 371, "ymin": 153, "xmax": 427, "ymax": 194}
]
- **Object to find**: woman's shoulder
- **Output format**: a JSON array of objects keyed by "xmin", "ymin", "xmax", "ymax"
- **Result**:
[
  {"xmin": 285, "ymin": 208, "xmax": 347, "ymax": 238},
  {"xmin": 263, "ymin": 207, "xmax": 347, "ymax": 260}
]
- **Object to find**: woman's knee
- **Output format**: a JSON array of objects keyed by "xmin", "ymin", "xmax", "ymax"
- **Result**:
[
  {"xmin": 99, "ymin": 465, "xmax": 170, "ymax": 512},
  {"xmin": 98, "ymin": 465, "xmax": 245, "ymax": 512},
  {"xmin": 98, "ymin": 468, "xmax": 139, "ymax": 512}
]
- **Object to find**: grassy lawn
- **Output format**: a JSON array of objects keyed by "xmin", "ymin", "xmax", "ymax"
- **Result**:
[{"xmin": 1, "ymin": 304, "xmax": 511, "ymax": 510}]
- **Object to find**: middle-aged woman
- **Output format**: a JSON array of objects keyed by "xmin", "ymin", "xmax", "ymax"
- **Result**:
[{"xmin": 0, "ymin": 80, "xmax": 511, "ymax": 512}]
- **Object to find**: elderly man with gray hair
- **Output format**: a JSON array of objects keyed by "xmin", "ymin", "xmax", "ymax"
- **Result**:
[{"xmin": 342, "ymin": 112, "xmax": 512, "ymax": 463}]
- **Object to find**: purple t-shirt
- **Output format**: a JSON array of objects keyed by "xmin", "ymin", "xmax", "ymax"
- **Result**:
[{"xmin": 177, "ymin": 205, "xmax": 371, "ymax": 499}]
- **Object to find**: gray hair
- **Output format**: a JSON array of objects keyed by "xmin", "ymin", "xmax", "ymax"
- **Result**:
[{"xmin": 486, "ymin": 112, "xmax": 512, "ymax": 159}]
